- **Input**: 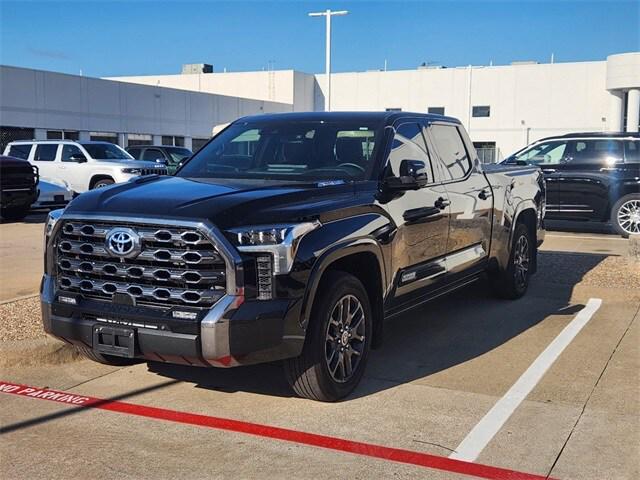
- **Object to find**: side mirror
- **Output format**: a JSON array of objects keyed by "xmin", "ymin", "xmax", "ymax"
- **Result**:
[
  {"xmin": 385, "ymin": 159, "xmax": 429, "ymax": 191},
  {"xmin": 69, "ymin": 154, "xmax": 87, "ymax": 163}
]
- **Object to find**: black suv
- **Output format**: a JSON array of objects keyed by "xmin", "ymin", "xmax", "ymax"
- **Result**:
[
  {"xmin": 505, "ymin": 132, "xmax": 640, "ymax": 237},
  {"xmin": 126, "ymin": 145, "xmax": 192, "ymax": 175}
]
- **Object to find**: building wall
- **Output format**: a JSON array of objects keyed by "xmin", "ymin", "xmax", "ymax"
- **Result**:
[
  {"xmin": 0, "ymin": 65, "xmax": 292, "ymax": 147},
  {"xmin": 316, "ymin": 61, "xmax": 610, "ymax": 157},
  {"xmin": 107, "ymin": 70, "xmax": 315, "ymax": 111}
]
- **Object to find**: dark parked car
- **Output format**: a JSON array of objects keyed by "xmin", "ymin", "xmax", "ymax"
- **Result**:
[
  {"xmin": 504, "ymin": 132, "xmax": 640, "ymax": 237},
  {"xmin": 42, "ymin": 112, "xmax": 544, "ymax": 401},
  {"xmin": 0, "ymin": 155, "xmax": 39, "ymax": 221},
  {"xmin": 126, "ymin": 145, "xmax": 193, "ymax": 174}
]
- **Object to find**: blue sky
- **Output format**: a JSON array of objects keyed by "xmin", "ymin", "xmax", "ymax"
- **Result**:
[{"xmin": 0, "ymin": 0, "xmax": 638, "ymax": 77}]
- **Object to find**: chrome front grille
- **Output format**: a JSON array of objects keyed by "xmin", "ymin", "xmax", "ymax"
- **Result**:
[
  {"xmin": 141, "ymin": 168, "xmax": 168, "ymax": 176},
  {"xmin": 55, "ymin": 220, "xmax": 227, "ymax": 308}
]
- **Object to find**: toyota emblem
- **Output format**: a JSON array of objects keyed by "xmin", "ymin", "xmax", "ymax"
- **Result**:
[{"xmin": 105, "ymin": 228, "xmax": 141, "ymax": 258}]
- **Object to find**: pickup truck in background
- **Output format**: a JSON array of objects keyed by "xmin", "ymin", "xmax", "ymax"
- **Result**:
[
  {"xmin": 41, "ymin": 112, "xmax": 545, "ymax": 401},
  {"xmin": 0, "ymin": 155, "xmax": 39, "ymax": 221},
  {"xmin": 503, "ymin": 132, "xmax": 640, "ymax": 237},
  {"xmin": 4, "ymin": 140, "xmax": 168, "ymax": 193}
]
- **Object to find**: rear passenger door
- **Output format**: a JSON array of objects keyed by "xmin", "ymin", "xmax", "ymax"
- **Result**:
[
  {"xmin": 555, "ymin": 139, "xmax": 623, "ymax": 221},
  {"xmin": 384, "ymin": 121, "xmax": 450, "ymax": 308},
  {"xmin": 426, "ymin": 123, "xmax": 492, "ymax": 276},
  {"xmin": 31, "ymin": 143, "xmax": 59, "ymax": 180}
]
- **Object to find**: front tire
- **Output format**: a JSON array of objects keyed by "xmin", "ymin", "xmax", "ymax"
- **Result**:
[
  {"xmin": 284, "ymin": 271, "xmax": 372, "ymax": 401},
  {"xmin": 611, "ymin": 194, "xmax": 640, "ymax": 238},
  {"xmin": 490, "ymin": 223, "xmax": 533, "ymax": 299},
  {"xmin": 0, "ymin": 205, "xmax": 30, "ymax": 221},
  {"xmin": 91, "ymin": 178, "xmax": 115, "ymax": 189}
]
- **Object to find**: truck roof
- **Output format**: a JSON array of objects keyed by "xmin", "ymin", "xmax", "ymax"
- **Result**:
[
  {"xmin": 537, "ymin": 132, "xmax": 640, "ymax": 141},
  {"xmin": 237, "ymin": 111, "xmax": 462, "ymax": 125}
]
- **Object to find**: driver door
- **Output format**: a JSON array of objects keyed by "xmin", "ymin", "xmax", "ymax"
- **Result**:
[{"xmin": 59, "ymin": 144, "xmax": 88, "ymax": 192}]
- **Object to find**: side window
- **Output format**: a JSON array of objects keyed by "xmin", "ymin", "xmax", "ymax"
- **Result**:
[
  {"xmin": 8, "ymin": 144, "xmax": 33, "ymax": 160},
  {"xmin": 61, "ymin": 145, "xmax": 85, "ymax": 162},
  {"xmin": 34, "ymin": 144, "xmax": 58, "ymax": 161},
  {"xmin": 515, "ymin": 141, "xmax": 567, "ymax": 165},
  {"xmin": 386, "ymin": 122, "xmax": 433, "ymax": 183},
  {"xmin": 143, "ymin": 149, "xmax": 165, "ymax": 161},
  {"xmin": 570, "ymin": 140, "xmax": 623, "ymax": 165},
  {"xmin": 127, "ymin": 148, "xmax": 141, "ymax": 159},
  {"xmin": 624, "ymin": 140, "xmax": 640, "ymax": 162},
  {"xmin": 429, "ymin": 124, "xmax": 471, "ymax": 180}
]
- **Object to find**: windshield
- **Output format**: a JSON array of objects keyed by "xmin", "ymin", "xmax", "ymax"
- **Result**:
[
  {"xmin": 165, "ymin": 147, "xmax": 192, "ymax": 163},
  {"xmin": 81, "ymin": 142, "xmax": 133, "ymax": 160},
  {"xmin": 177, "ymin": 121, "xmax": 382, "ymax": 182}
]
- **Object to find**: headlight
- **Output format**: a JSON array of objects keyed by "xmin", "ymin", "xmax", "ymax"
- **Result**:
[
  {"xmin": 121, "ymin": 167, "xmax": 144, "ymax": 174},
  {"xmin": 229, "ymin": 221, "xmax": 320, "ymax": 275}
]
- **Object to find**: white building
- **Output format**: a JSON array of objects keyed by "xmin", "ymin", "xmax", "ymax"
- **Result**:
[
  {"xmin": 2, "ymin": 52, "xmax": 638, "ymax": 161},
  {"xmin": 0, "ymin": 65, "xmax": 291, "ymax": 152},
  {"xmin": 109, "ymin": 52, "xmax": 640, "ymax": 160}
]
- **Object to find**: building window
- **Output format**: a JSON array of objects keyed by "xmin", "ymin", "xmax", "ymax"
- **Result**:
[
  {"xmin": 428, "ymin": 107, "xmax": 445, "ymax": 115},
  {"xmin": 47, "ymin": 130, "xmax": 79, "ymax": 141},
  {"xmin": 162, "ymin": 135, "xmax": 185, "ymax": 147},
  {"xmin": 191, "ymin": 138, "xmax": 209, "ymax": 152},
  {"xmin": 472, "ymin": 106, "xmax": 491, "ymax": 118},
  {"xmin": 473, "ymin": 141, "xmax": 497, "ymax": 163},
  {"xmin": 385, "ymin": 108, "xmax": 402, "ymax": 112},
  {"xmin": 90, "ymin": 132, "xmax": 119, "ymax": 144},
  {"xmin": 1, "ymin": 126, "xmax": 34, "ymax": 152},
  {"xmin": 127, "ymin": 133, "xmax": 153, "ymax": 147}
]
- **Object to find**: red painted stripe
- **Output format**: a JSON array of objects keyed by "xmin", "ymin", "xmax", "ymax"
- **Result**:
[{"xmin": 0, "ymin": 381, "xmax": 554, "ymax": 480}]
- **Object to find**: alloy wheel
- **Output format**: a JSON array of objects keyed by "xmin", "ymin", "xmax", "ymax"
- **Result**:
[
  {"xmin": 513, "ymin": 234, "xmax": 530, "ymax": 289},
  {"xmin": 617, "ymin": 199, "xmax": 640, "ymax": 235},
  {"xmin": 324, "ymin": 294, "xmax": 366, "ymax": 383}
]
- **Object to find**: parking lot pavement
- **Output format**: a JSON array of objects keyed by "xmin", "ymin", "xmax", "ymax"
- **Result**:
[
  {"xmin": 1, "ymin": 221, "xmax": 638, "ymax": 479},
  {"xmin": 0, "ymin": 212, "xmax": 47, "ymax": 301},
  {"xmin": 0, "ymin": 216, "xmax": 640, "ymax": 479}
]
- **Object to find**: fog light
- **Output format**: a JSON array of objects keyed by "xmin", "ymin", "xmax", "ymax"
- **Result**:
[
  {"xmin": 58, "ymin": 295, "xmax": 77, "ymax": 305},
  {"xmin": 172, "ymin": 310, "xmax": 198, "ymax": 320},
  {"xmin": 256, "ymin": 255, "xmax": 273, "ymax": 300}
]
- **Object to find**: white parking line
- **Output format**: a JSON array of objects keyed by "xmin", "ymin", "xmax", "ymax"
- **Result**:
[
  {"xmin": 546, "ymin": 234, "xmax": 627, "ymax": 241},
  {"xmin": 450, "ymin": 298, "xmax": 603, "ymax": 462}
]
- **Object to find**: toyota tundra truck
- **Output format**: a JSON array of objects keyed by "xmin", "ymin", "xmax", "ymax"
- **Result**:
[{"xmin": 41, "ymin": 112, "xmax": 545, "ymax": 401}]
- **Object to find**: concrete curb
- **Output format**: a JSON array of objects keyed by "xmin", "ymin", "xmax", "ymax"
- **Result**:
[
  {"xmin": 0, "ymin": 336, "xmax": 81, "ymax": 368},
  {"xmin": 0, "ymin": 293, "xmax": 39, "ymax": 305}
]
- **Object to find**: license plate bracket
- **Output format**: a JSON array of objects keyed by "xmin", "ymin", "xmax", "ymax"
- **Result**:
[{"xmin": 93, "ymin": 325, "xmax": 136, "ymax": 358}]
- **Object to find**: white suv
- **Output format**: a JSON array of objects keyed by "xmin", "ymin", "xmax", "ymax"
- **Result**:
[{"xmin": 4, "ymin": 140, "xmax": 168, "ymax": 193}]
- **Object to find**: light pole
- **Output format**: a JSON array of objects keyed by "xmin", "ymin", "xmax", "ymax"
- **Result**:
[{"xmin": 308, "ymin": 9, "xmax": 348, "ymax": 111}]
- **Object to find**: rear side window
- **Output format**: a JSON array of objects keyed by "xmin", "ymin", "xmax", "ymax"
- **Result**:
[
  {"xmin": 127, "ymin": 148, "xmax": 141, "ymax": 159},
  {"xmin": 624, "ymin": 140, "xmax": 640, "ymax": 162},
  {"xmin": 570, "ymin": 139, "xmax": 623, "ymax": 165},
  {"xmin": 430, "ymin": 124, "xmax": 471, "ymax": 180},
  {"xmin": 8, "ymin": 144, "xmax": 32, "ymax": 160},
  {"xmin": 34, "ymin": 144, "xmax": 58, "ymax": 161}
]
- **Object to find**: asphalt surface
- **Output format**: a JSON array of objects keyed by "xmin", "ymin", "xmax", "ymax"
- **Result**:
[{"xmin": 1, "ymin": 213, "xmax": 639, "ymax": 479}]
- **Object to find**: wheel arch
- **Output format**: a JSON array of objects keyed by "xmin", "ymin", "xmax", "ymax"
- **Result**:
[
  {"xmin": 301, "ymin": 239, "xmax": 386, "ymax": 349},
  {"xmin": 89, "ymin": 174, "xmax": 115, "ymax": 189}
]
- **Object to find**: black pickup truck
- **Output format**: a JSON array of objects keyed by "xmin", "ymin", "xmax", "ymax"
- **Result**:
[
  {"xmin": 0, "ymin": 155, "xmax": 39, "ymax": 221},
  {"xmin": 41, "ymin": 112, "xmax": 545, "ymax": 401},
  {"xmin": 504, "ymin": 132, "xmax": 640, "ymax": 237}
]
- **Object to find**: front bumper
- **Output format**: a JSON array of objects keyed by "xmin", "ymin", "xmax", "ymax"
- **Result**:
[{"xmin": 41, "ymin": 275, "xmax": 305, "ymax": 367}]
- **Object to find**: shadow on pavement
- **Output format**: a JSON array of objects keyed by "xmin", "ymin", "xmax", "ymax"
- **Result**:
[{"xmin": 149, "ymin": 250, "xmax": 609, "ymax": 401}]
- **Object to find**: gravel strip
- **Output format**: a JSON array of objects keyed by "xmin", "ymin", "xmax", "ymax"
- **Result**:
[{"xmin": 0, "ymin": 296, "xmax": 47, "ymax": 342}]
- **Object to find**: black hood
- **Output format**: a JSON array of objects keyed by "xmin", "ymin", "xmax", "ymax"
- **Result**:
[{"xmin": 64, "ymin": 176, "xmax": 377, "ymax": 229}]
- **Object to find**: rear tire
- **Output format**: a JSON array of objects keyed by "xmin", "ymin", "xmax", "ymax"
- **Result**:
[
  {"xmin": 284, "ymin": 271, "xmax": 372, "ymax": 402},
  {"xmin": 75, "ymin": 345, "xmax": 140, "ymax": 366},
  {"xmin": 490, "ymin": 223, "xmax": 533, "ymax": 300},
  {"xmin": 611, "ymin": 194, "xmax": 640, "ymax": 238}
]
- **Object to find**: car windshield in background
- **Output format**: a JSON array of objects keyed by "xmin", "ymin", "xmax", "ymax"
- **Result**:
[
  {"xmin": 166, "ymin": 147, "xmax": 192, "ymax": 163},
  {"xmin": 177, "ymin": 121, "xmax": 381, "ymax": 181},
  {"xmin": 81, "ymin": 143, "xmax": 133, "ymax": 160}
]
